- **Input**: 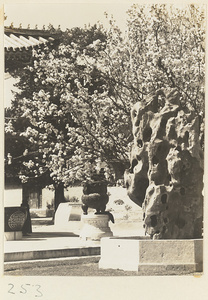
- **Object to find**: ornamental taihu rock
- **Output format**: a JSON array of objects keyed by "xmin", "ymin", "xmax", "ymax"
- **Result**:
[{"xmin": 124, "ymin": 88, "xmax": 203, "ymax": 239}]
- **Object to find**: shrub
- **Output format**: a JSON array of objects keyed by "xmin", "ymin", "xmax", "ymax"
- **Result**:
[{"xmin": 114, "ymin": 199, "xmax": 125, "ymax": 205}]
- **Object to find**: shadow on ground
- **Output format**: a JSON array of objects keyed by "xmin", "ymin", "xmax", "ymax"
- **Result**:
[{"xmin": 22, "ymin": 232, "xmax": 79, "ymax": 240}]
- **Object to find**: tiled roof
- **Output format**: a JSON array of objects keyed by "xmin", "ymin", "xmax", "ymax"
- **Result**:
[
  {"xmin": 4, "ymin": 34, "xmax": 49, "ymax": 49},
  {"xmin": 4, "ymin": 26, "xmax": 59, "ymax": 51},
  {"xmin": 4, "ymin": 26, "xmax": 61, "ymax": 71}
]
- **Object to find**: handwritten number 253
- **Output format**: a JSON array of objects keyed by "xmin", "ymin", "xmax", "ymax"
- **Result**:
[{"xmin": 8, "ymin": 283, "xmax": 43, "ymax": 297}]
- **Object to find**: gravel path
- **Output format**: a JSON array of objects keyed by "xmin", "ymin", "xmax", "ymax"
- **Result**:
[{"xmin": 4, "ymin": 257, "xmax": 202, "ymax": 277}]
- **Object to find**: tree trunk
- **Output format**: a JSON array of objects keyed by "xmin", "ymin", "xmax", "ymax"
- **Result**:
[
  {"xmin": 54, "ymin": 183, "xmax": 65, "ymax": 211},
  {"xmin": 110, "ymin": 161, "xmax": 129, "ymax": 181},
  {"xmin": 22, "ymin": 183, "xmax": 32, "ymax": 234}
]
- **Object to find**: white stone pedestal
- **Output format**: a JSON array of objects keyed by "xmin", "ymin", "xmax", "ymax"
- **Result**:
[
  {"xmin": 54, "ymin": 203, "xmax": 82, "ymax": 226},
  {"xmin": 99, "ymin": 237, "xmax": 203, "ymax": 273},
  {"xmin": 80, "ymin": 214, "xmax": 113, "ymax": 241},
  {"xmin": 54, "ymin": 203, "xmax": 72, "ymax": 226}
]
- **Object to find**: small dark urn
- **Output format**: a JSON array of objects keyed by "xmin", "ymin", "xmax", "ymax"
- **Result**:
[{"xmin": 81, "ymin": 169, "xmax": 109, "ymax": 215}]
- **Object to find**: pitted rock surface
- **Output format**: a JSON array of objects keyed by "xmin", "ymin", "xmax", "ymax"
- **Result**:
[{"xmin": 124, "ymin": 89, "xmax": 203, "ymax": 239}]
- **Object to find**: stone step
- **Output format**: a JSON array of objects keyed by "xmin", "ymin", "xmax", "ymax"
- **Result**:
[
  {"xmin": 31, "ymin": 218, "xmax": 54, "ymax": 226},
  {"xmin": 4, "ymin": 255, "xmax": 100, "ymax": 267},
  {"xmin": 5, "ymin": 245, "xmax": 100, "ymax": 262}
]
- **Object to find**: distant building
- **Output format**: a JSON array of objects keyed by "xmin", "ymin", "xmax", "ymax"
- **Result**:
[
  {"xmin": 4, "ymin": 24, "xmax": 61, "ymax": 216},
  {"xmin": 4, "ymin": 24, "xmax": 61, "ymax": 105}
]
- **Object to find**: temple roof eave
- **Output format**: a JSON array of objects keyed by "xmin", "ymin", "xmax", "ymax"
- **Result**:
[{"xmin": 4, "ymin": 25, "xmax": 61, "ymax": 52}]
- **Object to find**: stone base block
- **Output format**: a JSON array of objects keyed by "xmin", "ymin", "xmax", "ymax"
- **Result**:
[
  {"xmin": 5, "ymin": 231, "xmax": 22, "ymax": 241},
  {"xmin": 54, "ymin": 203, "xmax": 72, "ymax": 226},
  {"xmin": 99, "ymin": 237, "xmax": 203, "ymax": 273},
  {"xmin": 68, "ymin": 204, "xmax": 82, "ymax": 221},
  {"xmin": 54, "ymin": 203, "xmax": 82, "ymax": 226},
  {"xmin": 80, "ymin": 214, "xmax": 113, "ymax": 241}
]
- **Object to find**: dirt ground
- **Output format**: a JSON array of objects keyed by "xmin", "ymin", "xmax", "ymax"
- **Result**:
[{"xmin": 4, "ymin": 256, "xmax": 203, "ymax": 277}]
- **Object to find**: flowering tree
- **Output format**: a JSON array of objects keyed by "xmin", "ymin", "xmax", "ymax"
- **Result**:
[
  {"xmin": 5, "ymin": 24, "xmax": 110, "ymax": 210},
  {"xmin": 63, "ymin": 3, "xmax": 205, "ymax": 179},
  {"xmin": 5, "ymin": 4, "xmax": 205, "ymax": 209},
  {"xmin": 92, "ymin": 4, "xmax": 205, "ymax": 116}
]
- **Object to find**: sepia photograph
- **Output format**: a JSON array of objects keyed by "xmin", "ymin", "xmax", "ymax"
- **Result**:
[{"xmin": 1, "ymin": 0, "xmax": 208, "ymax": 299}]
